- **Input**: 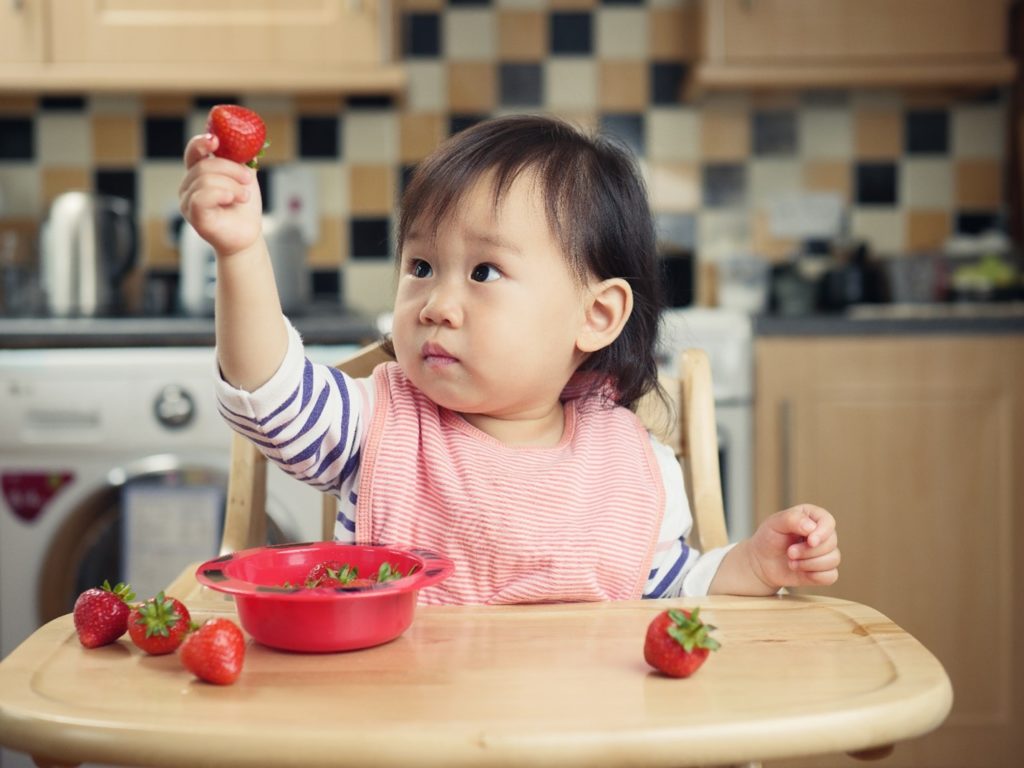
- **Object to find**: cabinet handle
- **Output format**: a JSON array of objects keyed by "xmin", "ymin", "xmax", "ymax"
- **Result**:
[{"xmin": 779, "ymin": 398, "xmax": 792, "ymax": 508}]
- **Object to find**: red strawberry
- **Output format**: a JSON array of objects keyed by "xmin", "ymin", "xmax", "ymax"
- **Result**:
[
  {"xmin": 643, "ymin": 607, "xmax": 721, "ymax": 678},
  {"xmin": 304, "ymin": 560, "xmax": 344, "ymax": 588},
  {"xmin": 72, "ymin": 580, "xmax": 135, "ymax": 648},
  {"xmin": 180, "ymin": 618, "xmax": 246, "ymax": 685},
  {"xmin": 127, "ymin": 592, "xmax": 192, "ymax": 655},
  {"xmin": 206, "ymin": 104, "xmax": 268, "ymax": 168}
]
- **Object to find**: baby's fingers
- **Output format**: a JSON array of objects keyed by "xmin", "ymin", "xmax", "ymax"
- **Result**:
[
  {"xmin": 789, "ymin": 549, "xmax": 841, "ymax": 586},
  {"xmin": 184, "ymin": 133, "xmax": 217, "ymax": 168}
]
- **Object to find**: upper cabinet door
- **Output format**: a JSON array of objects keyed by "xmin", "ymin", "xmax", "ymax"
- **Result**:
[
  {"xmin": 696, "ymin": 0, "xmax": 1016, "ymax": 90},
  {"xmin": 0, "ymin": 0, "xmax": 46, "ymax": 64}
]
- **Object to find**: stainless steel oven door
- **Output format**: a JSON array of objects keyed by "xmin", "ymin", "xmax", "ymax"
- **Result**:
[{"xmin": 715, "ymin": 400, "xmax": 754, "ymax": 542}]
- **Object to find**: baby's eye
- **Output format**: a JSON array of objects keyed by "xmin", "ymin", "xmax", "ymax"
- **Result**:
[
  {"xmin": 470, "ymin": 263, "xmax": 501, "ymax": 283},
  {"xmin": 410, "ymin": 259, "xmax": 432, "ymax": 278}
]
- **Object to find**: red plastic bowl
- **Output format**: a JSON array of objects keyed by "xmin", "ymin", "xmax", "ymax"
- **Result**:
[{"xmin": 194, "ymin": 542, "xmax": 454, "ymax": 653}]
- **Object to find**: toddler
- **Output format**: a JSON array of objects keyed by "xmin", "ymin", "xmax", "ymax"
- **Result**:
[{"xmin": 179, "ymin": 114, "xmax": 839, "ymax": 604}]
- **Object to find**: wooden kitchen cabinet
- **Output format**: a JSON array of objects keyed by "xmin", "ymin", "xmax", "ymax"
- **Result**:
[
  {"xmin": 0, "ymin": 0, "xmax": 403, "ymax": 94},
  {"xmin": 0, "ymin": 1, "xmax": 45, "ymax": 65},
  {"xmin": 755, "ymin": 334, "xmax": 1024, "ymax": 767},
  {"xmin": 696, "ymin": 0, "xmax": 1016, "ymax": 89}
]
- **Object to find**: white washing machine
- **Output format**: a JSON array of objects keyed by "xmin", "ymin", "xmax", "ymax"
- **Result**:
[{"xmin": 0, "ymin": 343, "xmax": 357, "ymax": 654}]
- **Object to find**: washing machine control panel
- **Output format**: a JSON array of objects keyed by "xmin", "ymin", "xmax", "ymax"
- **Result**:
[{"xmin": 154, "ymin": 385, "xmax": 196, "ymax": 429}]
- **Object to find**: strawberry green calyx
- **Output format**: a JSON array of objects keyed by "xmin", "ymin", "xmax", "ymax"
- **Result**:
[
  {"xmin": 245, "ymin": 141, "xmax": 271, "ymax": 170},
  {"xmin": 376, "ymin": 562, "xmax": 403, "ymax": 582},
  {"xmin": 134, "ymin": 592, "xmax": 184, "ymax": 638},
  {"xmin": 665, "ymin": 607, "xmax": 721, "ymax": 653},
  {"xmin": 325, "ymin": 564, "xmax": 359, "ymax": 585},
  {"xmin": 101, "ymin": 579, "xmax": 135, "ymax": 603}
]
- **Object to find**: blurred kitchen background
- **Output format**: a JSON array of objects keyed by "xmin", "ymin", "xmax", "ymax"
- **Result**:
[{"xmin": 1, "ymin": 2, "xmax": 1023, "ymax": 767}]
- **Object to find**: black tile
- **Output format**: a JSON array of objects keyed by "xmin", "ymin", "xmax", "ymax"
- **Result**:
[
  {"xmin": 599, "ymin": 113, "xmax": 645, "ymax": 157},
  {"xmin": 855, "ymin": 163, "xmax": 898, "ymax": 206},
  {"xmin": 193, "ymin": 96, "xmax": 240, "ymax": 110},
  {"xmin": 955, "ymin": 211, "xmax": 1003, "ymax": 235},
  {"xmin": 701, "ymin": 163, "xmax": 747, "ymax": 208},
  {"xmin": 351, "ymin": 217, "xmax": 392, "ymax": 259},
  {"xmin": 405, "ymin": 13, "xmax": 441, "ymax": 57},
  {"xmin": 752, "ymin": 110, "xmax": 797, "ymax": 156},
  {"xmin": 256, "ymin": 169, "xmax": 271, "ymax": 213},
  {"xmin": 40, "ymin": 96, "xmax": 87, "ymax": 111},
  {"xmin": 347, "ymin": 96, "xmax": 394, "ymax": 110},
  {"xmin": 651, "ymin": 62, "xmax": 686, "ymax": 105},
  {"xmin": 500, "ymin": 64, "xmax": 543, "ymax": 107},
  {"xmin": 655, "ymin": 212, "xmax": 697, "ymax": 250},
  {"xmin": 550, "ymin": 12, "xmax": 592, "ymax": 55},
  {"xmin": 144, "ymin": 116, "xmax": 186, "ymax": 159},
  {"xmin": 449, "ymin": 114, "xmax": 488, "ymax": 136},
  {"xmin": 0, "ymin": 117, "xmax": 34, "ymax": 159},
  {"xmin": 94, "ymin": 169, "xmax": 137, "ymax": 207},
  {"xmin": 311, "ymin": 269, "xmax": 341, "ymax": 299},
  {"xmin": 905, "ymin": 110, "xmax": 949, "ymax": 154},
  {"xmin": 298, "ymin": 116, "xmax": 340, "ymax": 159}
]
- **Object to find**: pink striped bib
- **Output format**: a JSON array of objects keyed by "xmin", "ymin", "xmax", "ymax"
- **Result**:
[{"xmin": 355, "ymin": 363, "xmax": 664, "ymax": 605}]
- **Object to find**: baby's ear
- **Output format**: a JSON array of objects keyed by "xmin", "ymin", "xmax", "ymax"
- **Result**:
[{"xmin": 576, "ymin": 277, "xmax": 633, "ymax": 353}]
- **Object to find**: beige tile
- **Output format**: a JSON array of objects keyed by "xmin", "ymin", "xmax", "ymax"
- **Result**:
[
  {"xmin": 0, "ymin": 167, "xmax": 39, "ymax": 216},
  {"xmin": 37, "ymin": 114, "xmax": 92, "ymax": 167},
  {"xmin": 905, "ymin": 210, "xmax": 952, "ymax": 253},
  {"xmin": 752, "ymin": 209, "xmax": 798, "ymax": 262},
  {"xmin": 699, "ymin": 105, "xmax": 750, "ymax": 161},
  {"xmin": 406, "ymin": 62, "xmax": 447, "ymax": 113},
  {"xmin": 799, "ymin": 107, "xmax": 852, "ymax": 158},
  {"xmin": 647, "ymin": 107, "xmax": 699, "ymax": 161},
  {"xmin": 900, "ymin": 158, "xmax": 952, "ymax": 209},
  {"xmin": 955, "ymin": 158, "xmax": 1003, "ymax": 208},
  {"xmin": 448, "ymin": 61, "xmax": 497, "ymax": 112},
  {"xmin": 545, "ymin": 59, "xmax": 597, "ymax": 111},
  {"xmin": 344, "ymin": 260, "xmax": 398, "ymax": 316},
  {"xmin": 139, "ymin": 164, "xmax": 184, "ymax": 219},
  {"xmin": 851, "ymin": 208, "xmax": 904, "ymax": 255},
  {"xmin": 952, "ymin": 104, "xmax": 1004, "ymax": 158},
  {"xmin": 749, "ymin": 159, "xmax": 802, "ymax": 207},
  {"xmin": 92, "ymin": 114, "xmax": 141, "ymax": 167},
  {"xmin": 649, "ymin": 7, "xmax": 699, "ymax": 59},
  {"xmin": 307, "ymin": 216, "xmax": 346, "ymax": 268},
  {"xmin": 40, "ymin": 167, "xmax": 90, "ymax": 208},
  {"xmin": 598, "ymin": 61, "xmax": 648, "ymax": 111},
  {"xmin": 143, "ymin": 217, "xmax": 179, "ymax": 269},
  {"xmin": 315, "ymin": 161, "xmax": 349, "ymax": 217},
  {"xmin": 802, "ymin": 160, "xmax": 851, "ymax": 203},
  {"xmin": 648, "ymin": 161, "xmax": 699, "ymax": 212},
  {"xmin": 597, "ymin": 9, "xmax": 648, "ymax": 60},
  {"xmin": 400, "ymin": 113, "xmax": 446, "ymax": 163},
  {"xmin": 349, "ymin": 165, "xmax": 396, "ymax": 215},
  {"xmin": 498, "ymin": 11, "xmax": 546, "ymax": 61},
  {"xmin": 344, "ymin": 112, "xmax": 398, "ymax": 163},
  {"xmin": 445, "ymin": 9, "xmax": 496, "ymax": 60},
  {"xmin": 854, "ymin": 107, "xmax": 902, "ymax": 159}
]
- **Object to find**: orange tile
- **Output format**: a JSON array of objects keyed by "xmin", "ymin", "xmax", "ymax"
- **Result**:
[
  {"xmin": 141, "ymin": 95, "xmax": 191, "ymax": 115},
  {"xmin": 499, "ymin": 11, "xmax": 546, "ymax": 62},
  {"xmin": 41, "ymin": 167, "xmax": 91, "ymax": 208},
  {"xmin": 649, "ymin": 8, "xmax": 699, "ymax": 60},
  {"xmin": 92, "ymin": 114, "xmax": 141, "ymax": 167},
  {"xmin": 550, "ymin": 0, "xmax": 597, "ymax": 9},
  {"xmin": 752, "ymin": 209, "xmax": 798, "ymax": 262},
  {"xmin": 448, "ymin": 62, "xmax": 497, "ymax": 113},
  {"xmin": 143, "ymin": 217, "xmax": 179, "ymax": 269},
  {"xmin": 349, "ymin": 165, "xmax": 396, "ymax": 216},
  {"xmin": 802, "ymin": 160, "xmax": 852, "ymax": 203},
  {"xmin": 307, "ymin": 216, "xmax": 346, "ymax": 268},
  {"xmin": 294, "ymin": 95, "xmax": 344, "ymax": 115},
  {"xmin": 955, "ymin": 158, "xmax": 1003, "ymax": 208},
  {"xmin": 599, "ymin": 61, "xmax": 648, "ymax": 112},
  {"xmin": 400, "ymin": 113, "xmax": 445, "ymax": 163},
  {"xmin": 699, "ymin": 106, "xmax": 750, "ymax": 161},
  {"xmin": 260, "ymin": 113, "xmax": 295, "ymax": 164},
  {"xmin": 0, "ymin": 96, "xmax": 37, "ymax": 115},
  {"xmin": 0, "ymin": 219, "xmax": 38, "ymax": 268},
  {"xmin": 905, "ymin": 210, "xmax": 952, "ymax": 253},
  {"xmin": 399, "ymin": 0, "xmax": 444, "ymax": 10},
  {"xmin": 648, "ymin": 162, "xmax": 700, "ymax": 212},
  {"xmin": 854, "ymin": 107, "xmax": 902, "ymax": 159}
]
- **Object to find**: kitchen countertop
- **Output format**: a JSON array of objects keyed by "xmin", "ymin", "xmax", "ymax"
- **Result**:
[
  {"xmin": 755, "ymin": 302, "xmax": 1024, "ymax": 336},
  {"xmin": 0, "ymin": 307, "xmax": 381, "ymax": 349}
]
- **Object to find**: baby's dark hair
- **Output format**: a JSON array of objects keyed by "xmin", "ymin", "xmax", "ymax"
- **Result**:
[{"xmin": 397, "ymin": 114, "xmax": 663, "ymax": 411}]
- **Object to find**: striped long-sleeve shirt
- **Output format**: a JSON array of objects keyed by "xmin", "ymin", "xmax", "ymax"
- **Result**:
[{"xmin": 216, "ymin": 321, "xmax": 733, "ymax": 598}]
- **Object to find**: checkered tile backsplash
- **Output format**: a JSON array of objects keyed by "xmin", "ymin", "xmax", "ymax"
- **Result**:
[{"xmin": 0, "ymin": 0, "xmax": 1009, "ymax": 305}]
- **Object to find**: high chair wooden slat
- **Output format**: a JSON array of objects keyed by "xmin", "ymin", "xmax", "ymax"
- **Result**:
[{"xmin": 220, "ymin": 343, "xmax": 731, "ymax": 557}]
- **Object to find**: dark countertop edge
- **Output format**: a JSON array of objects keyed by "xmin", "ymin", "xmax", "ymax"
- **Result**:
[{"xmin": 754, "ymin": 314, "xmax": 1024, "ymax": 336}]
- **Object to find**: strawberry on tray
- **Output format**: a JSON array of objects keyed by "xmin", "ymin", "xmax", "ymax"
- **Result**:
[{"xmin": 643, "ymin": 607, "xmax": 721, "ymax": 678}]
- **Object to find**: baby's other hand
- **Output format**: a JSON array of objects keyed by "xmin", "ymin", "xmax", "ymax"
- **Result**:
[
  {"xmin": 749, "ymin": 504, "xmax": 840, "ymax": 589},
  {"xmin": 178, "ymin": 133, "xmax": 263, "ymax": 258}
]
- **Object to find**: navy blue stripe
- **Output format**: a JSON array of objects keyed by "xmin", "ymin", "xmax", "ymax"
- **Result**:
[
  {"xmin": 337, "ymin": 512, "xmax": 356, "ymax": 533},
  {"xmin": 646, "ymin": 543, "xmax": 691, "ymax": 598},
  {"xmin": 284, "ymin": 426, "xmax": 328, "ymax": 466}
]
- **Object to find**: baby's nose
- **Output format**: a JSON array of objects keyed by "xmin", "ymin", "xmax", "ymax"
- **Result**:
[{"xmin": 420, "ymin": 284, "xmax": 463, "ymax": 326}]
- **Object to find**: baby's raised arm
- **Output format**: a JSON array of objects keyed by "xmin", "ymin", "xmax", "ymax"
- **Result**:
[{"xmin": 179, "ymin": 133, "xmax": 287, "ymax": 391}]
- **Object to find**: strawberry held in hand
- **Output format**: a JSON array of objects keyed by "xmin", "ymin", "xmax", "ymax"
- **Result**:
[
  {"xmin": 73, "ymin": 580, "xmax": 135, "ymax": 648},
  {"xmin": 206, "ymin": 104, "xmax": 268, "ymax": 168},
  {"xmin": 643, "ymin": 607, "xmax": 721, "ymax": 678},
  {"xmin": 180, "ymin": 618, "xmax": 246, "ymax": 685},
  {"xmin": 127, "ymin": 592, "xmax": 192, "ymax": 655}
]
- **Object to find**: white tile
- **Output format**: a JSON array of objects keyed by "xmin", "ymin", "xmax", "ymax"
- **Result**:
[
  {"xmin": 899, "ymin": 158, "xmax": 952, "ymax": 208},
  {"xmin": 596, "ymin": 9, "xmax": 648, "ymax": 60},
  {"xmin": 344, "ymin": 260, "xmax": 397, "ymax": 316},
  {"xmin": 647, "ymin": 108, "xmax": 699, "ymax": 161},
  {"xmin": 496, "ymin": 0, "xmax": 545, "ymax": 7},
  {"xmin": 240, "ymin": 95, "xmax": 295, "ymax": 115},
  {"xmin": 952, "ymin": 103, "xmax": 1004, "ymax": 158},
  {"xmin": 647, "ymin": 163, "xmax": 699, "ymax": 212},
  {"xmin": 405, "ymin": 62, "xmax": 447, "ymax": 113},
  {"xmin": 343, "ymin": 112, "xmax": 397, "ymax": 163},
  {"xmin": 37, "ymin": 114, "xmax": 92, "ymax": 167},
  {"xmin": 139, "ymin": 163, "xmax": 184, "ymax": 219},
  {"xmin": 444, "ymin": 10, "xmax": 496, "ymax": 61},
  {"xmin": 89, "ymin": 95, "xmax": 141, "ymax": 115},
  {"xmin": 749, "ymin": 159, "xmax": 802, "ymax": 207},
  {"xmin": 313, "ymin": 160, "xmax": 348, "ymax": 217},
  {"xmin": 697, "ymin": 209, "xmax": 751, "ymax": 261},
  {"xmin": 544, "ymin": 59, "xmax": 597, "ymax": 112},
  {"xmin": 0, "ymin": 167, "xmax": 40, "ymax": 216},
  {"xmin": 799, "ymin": 106, "xmax": 852, "ymax": 158},
  {"xmin": 851, "ymin": 208, "xmax": 905, "ymax": 255}
]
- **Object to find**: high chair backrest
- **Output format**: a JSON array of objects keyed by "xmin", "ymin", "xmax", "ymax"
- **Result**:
[{"xmin": 220, "ymin": 344, "xmax": 730, "ymax": 555}]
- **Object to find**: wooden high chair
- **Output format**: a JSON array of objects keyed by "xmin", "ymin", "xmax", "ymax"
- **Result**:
[{"xmin": 219, "ymin": 344, "xmax": 730, "ymax": 556}]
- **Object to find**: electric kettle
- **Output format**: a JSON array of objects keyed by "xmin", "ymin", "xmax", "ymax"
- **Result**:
[{"xmin": 40, "ymin": 192, "xmax": 136, "ymax": 317}]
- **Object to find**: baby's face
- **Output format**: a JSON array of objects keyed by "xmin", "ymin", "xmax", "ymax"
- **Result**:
[{"xmin": 391, "ymin": 171, "xmax": 590, "ymax": 438}]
